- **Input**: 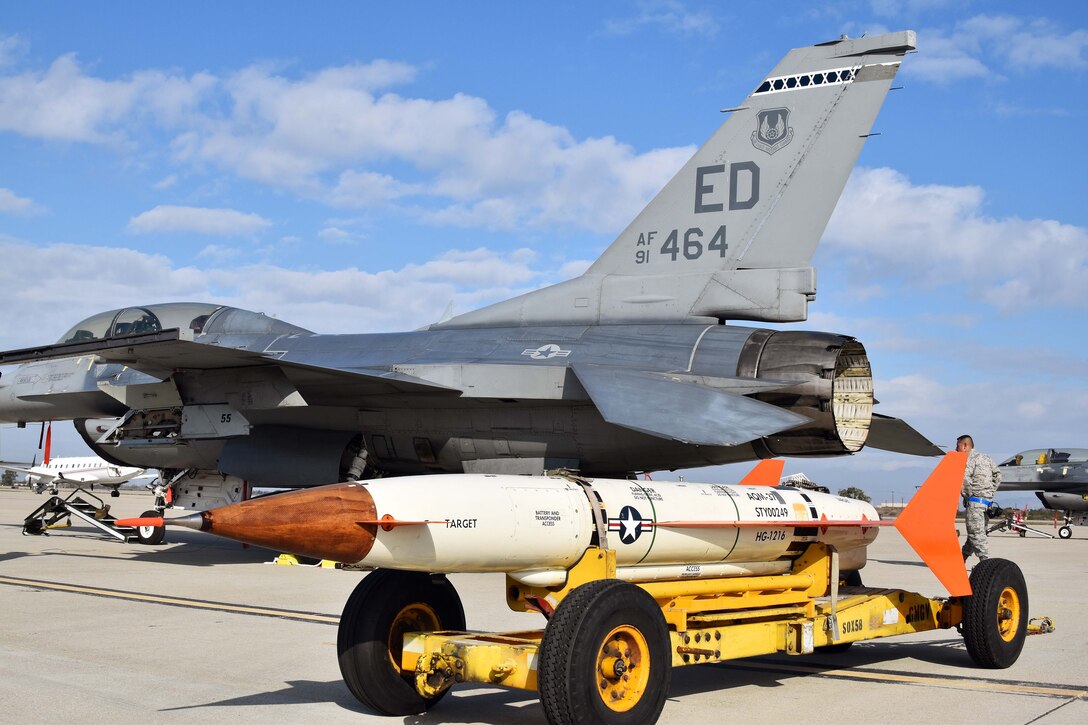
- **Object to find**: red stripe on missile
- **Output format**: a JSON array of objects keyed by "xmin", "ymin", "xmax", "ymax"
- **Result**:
[
  {"xmin": 738, "ymin": 459, "xmax": 785, "ymax": 487},
  {"xmin": 114, "ymin": 517, "xmax": 164, "ymax": 528},
  {"xmin": 656, "ymin": 519, "xmax": 892, "ymax": 529},
  {"xmin": 356, "ymin": 514, "xmax": 448, "ymax": 532}
]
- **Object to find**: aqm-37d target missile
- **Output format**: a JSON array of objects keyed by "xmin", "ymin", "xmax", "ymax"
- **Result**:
[{"xmin": 119, "ymin": 453, "xmax": 971, "ymax": 595}]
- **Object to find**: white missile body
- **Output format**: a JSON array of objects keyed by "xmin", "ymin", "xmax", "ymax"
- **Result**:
[{"xmin": 360, "ymin": 474, "xmax": 880, "ymax": 586}]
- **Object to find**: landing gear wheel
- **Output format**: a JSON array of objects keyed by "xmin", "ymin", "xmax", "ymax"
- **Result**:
[
  {"xmin": 110, "ymin": 489, "xmax": 120, "ymax": 498},
  {"xmin": 337, "ymin": 569, "xmax": 465, "ymax": 715},
  {"xmin": 1058, "ymin": 526, "xmax": 1072, "ymax": 539},
  {"xmin": 135, "ymin": 509, "xmax": 165, "ymax": 545},
  {"xmin": 538, "ymin": 580, "xmax": 671, "ymax": 725},
  {"xmin": 962, "ymin": 558, "xmax": 1028, "ymax": 669}
]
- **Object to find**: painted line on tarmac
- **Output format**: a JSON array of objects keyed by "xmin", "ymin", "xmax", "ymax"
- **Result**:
[
  {"xmin": 5, "ymin": 575, "xmax": 1082, "ymax": 701},
  {"xmin": 721, "ymin": 660, "xmax": 1088, "ymax": 699},
  {"xmin": 0, "ymin": 575, "xmax": 339, "ymax": 624}
]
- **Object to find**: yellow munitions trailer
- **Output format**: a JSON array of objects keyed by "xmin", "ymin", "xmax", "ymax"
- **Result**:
[{"xmin": 338, "ymin": 543, "xmax": 1031, "ymax": 725}]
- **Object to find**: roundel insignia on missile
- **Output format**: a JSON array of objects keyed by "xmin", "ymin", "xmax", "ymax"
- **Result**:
[{"xmin": 607, "ymin": 505, "xmax": 654, "ymax": 544}]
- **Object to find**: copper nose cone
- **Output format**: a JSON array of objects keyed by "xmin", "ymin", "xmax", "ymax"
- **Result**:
[{"xmin": 196, "ymin": 482, "xmax": 379, "ymax": 563}]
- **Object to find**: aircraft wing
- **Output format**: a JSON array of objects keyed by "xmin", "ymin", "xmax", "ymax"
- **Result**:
[
  {"xmin": 0, "ymin": 330, "xmax": 461, "ymax": 404},
  {"xmin": 0, "ymin": 463, "xmax": 56, "ymax": 482},
  {"xmin": 0, "ymin": 463, "xmax": 38, "ymax": 478},
  {"xmin": 866, "ymin": 413, "xmax": 942, "ymax": 456},
  {"xmin": 572, "ymin": 364, "xmax": 807, "ymax": 446}
]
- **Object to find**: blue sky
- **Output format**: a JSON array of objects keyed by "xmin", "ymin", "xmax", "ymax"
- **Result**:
[{"xmin": 1, "ymin": 1, "xmax": 1086, "ymax": 506}]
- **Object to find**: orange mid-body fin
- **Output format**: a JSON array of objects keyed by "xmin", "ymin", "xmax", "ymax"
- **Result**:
[
  {"xmin": 738, "ymin": 459, "xmax": 785, "ymax": 487},
  {"xmin": 893, "ymin": 451, "xmax": 971, "ymax": 597}
]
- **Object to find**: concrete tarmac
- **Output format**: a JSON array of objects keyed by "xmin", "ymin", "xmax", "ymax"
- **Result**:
[{"xmin": 1, "ymin": 487, "xmax": 1085, "ymax": 724}]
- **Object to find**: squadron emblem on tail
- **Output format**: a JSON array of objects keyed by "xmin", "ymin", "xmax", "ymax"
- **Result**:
[{"xmin": 752, "ymin": 107, "xmax": 794, "ymax": 154}]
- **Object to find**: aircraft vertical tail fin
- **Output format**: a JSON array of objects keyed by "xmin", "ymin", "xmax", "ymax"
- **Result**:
[
  {"xmin": 43, "ymin": 422, "xmax": 52, "ymax": 466},
  {"xmin": 894, "ymin": 452, "xmax": 971, "ymax": 596},
  {"xmin": 438, "ymin": 31, "xmax": 915, "ymax": 329}
]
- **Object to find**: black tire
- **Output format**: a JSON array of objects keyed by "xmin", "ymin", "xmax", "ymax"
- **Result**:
[
  {"xmin": 337, "ymin": 569, "xmax": 465, "ymax": 715},
  {"xmin": 538, "ymin": 580, "xmax": 671, "ymax": 725},
  {"xmin": 1058, "ymin": 526, "xmax": 1073, "ymax": 540},
  {"xmin": 135, "ymin": 509, "xmax": 166, "ymax": 545},
  {"xmin": 962, "ymin": 558, "xmax": 1028, "ymax": 669}
]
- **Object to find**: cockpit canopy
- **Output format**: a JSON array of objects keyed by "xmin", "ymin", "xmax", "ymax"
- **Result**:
[
  {"xmin": 999, "ymin": 449, "xmax": 1088, "ymax": 466},
  {"xmin": 58, "ymin": 303, "xmax": 312, "ymax": 344}
]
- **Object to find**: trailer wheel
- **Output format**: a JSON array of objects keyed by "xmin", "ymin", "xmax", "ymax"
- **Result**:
[
  {"xmin": 538, "ymin": 580, "xmax": 670, "ymax": 725},
  {"xmin": 962, "ymin": 558, "xmax": 1028, "ymax": 669},
  {"xmin": 135, "ymin": 510, "xmax": 165, "ymax": 545},
  {"xmin": 1058, "ymin": 526, "xmax": 1072, "ymax": 539},
  {"xmin": 337, "ymin": 569, "xmax": 465, "ymax": 715}
]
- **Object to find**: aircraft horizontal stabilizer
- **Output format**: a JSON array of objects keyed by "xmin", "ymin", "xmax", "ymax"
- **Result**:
[
  {"xmin": 572, "ymin": 364, "xmax": 807, "ymax": 446},
  {"xmin": 866, "ymin": 414, "xmax": 942, "ymax": 456}
]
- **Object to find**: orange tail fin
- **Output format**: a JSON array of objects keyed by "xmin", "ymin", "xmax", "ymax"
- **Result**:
[
  {"xmin": 738, "ymin": 459, "xmax": 784, "ymax": 487},
  {"xmin": 44, "ymin": 422, "xmax": 52, "ymax": 466},
  {"xmin": 893, "ymin": 451, "xmax": 971, "ymax": 596}
]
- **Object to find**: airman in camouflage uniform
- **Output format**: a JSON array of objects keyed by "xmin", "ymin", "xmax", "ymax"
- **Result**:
[{"xmin": 957, "ymin": 435, "xmax": 1001, "ymax": 562}]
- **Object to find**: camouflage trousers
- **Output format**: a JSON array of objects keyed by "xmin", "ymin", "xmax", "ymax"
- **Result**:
[{"xmin": 961, "ymin": 503, "xmax": 990, "ymax": 562}]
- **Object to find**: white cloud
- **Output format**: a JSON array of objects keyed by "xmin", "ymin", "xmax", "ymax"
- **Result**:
[
  {"xmin": 128, "ymin": 205, "xmax": 272, "ymax": 236},
  {"xmin": 188, "ymin": 69, "xmax": 694, "ymax": 232},
  {"xmin": 0, "ymin": 240, "xmax": 560, "ymax": 350},
  {"xmin": 825, "ymin": 167, "xmax": 1088, "ymax": 311},
  {"xmin": 907, "ymin": 14, "xmax": 1088, "ymax": 84},
  {"xmin": 329, "ymin": 170, "xmax": 420, "ymax": 208},
  {"xmin": 964, "ymin": 15, "xmax": 1088, "ymax": 69},
  {"xmin": 0, "ymin": 239, "xmax": 206, "ymax": 351},
  {"xmin": 0, "ymin": 34, "xmax": 28, "ymax": 67},
  {"xmin": 557, "ymin": 259, "xmax": 594, "ymax": 279},
  {"xmin": 0, "ymin": 188, "xmax": 42, "ymax": 215},
  {"xmin": 905, "ymin": 35, "xmax": 992, "ymax": 84},
  {"xmin": 197, "ymin": 244, "xmax": 243, "ymax": 262},
  {"xmin": 0, "ymin": 54, "xmax": 211, "ymax": 143},
  {"xmin": 604, "ymin": 1, "xmax": 720, "ymax": 37},
  {"xmin": 0, "ymin": 52, "xmax": 693, "ymax": 235},
  {"xmin": 872, "ymin": 372, "xmax": 1088, "ymax": 458},
  {"xmin": 152, "ymin": 174, "xmax": 178, "ymax": 190},
  {"xmin": 317, "ymin": 226, "xmax": 350, "ymax": 241},
  {"xmin": 869, "ymin": 0, "xmax": 957, "ymax": 16}
]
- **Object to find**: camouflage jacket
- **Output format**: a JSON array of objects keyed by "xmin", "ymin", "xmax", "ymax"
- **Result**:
[{"xmin": 962, "ymin": 450, "xmax": 1001, "ymax": 500}]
